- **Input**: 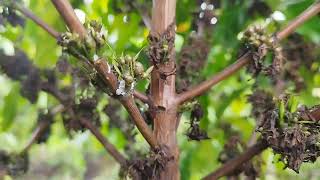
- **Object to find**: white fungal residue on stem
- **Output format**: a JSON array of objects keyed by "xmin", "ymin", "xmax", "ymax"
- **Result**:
[{"xmin": 116, "ymin": 80, "xmax": 126, "ymax": 96}]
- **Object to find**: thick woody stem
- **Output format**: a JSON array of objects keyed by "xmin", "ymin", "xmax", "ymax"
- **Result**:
[
  {"xmin": 150, "ymin": 0, "xmax": 179, "ymax": 179},
  {"xmin": 176, "ymin": 2, "xmax": 320, "ymax": 104},
  {"xmin": 79, "ymin": 118, "xmax": 127, "ymax": 166}
]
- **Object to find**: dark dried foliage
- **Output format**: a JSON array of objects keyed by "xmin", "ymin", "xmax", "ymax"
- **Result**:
[
  {"xmin": 218, "ymin": 136, "xmax": 260, "ymax": 178},
  {"xmin": 176, "ymin": 35, "xmax": 210, "ymax": 93},
  {"xmin": 122, "ymin": 147, "xmax": 174, "ymax": 180},
  {"xmin": 35, "ymin": 112, "xmax": 54, "ymax": 144},
  {"xmin": 0, "ymin": 7, "xmax": 25, "ymax": 27},
  {"xmin": 147, "ymin": 23, "xmax": 175, "ymax": 65},
  {"xmin": 186, "ymin": 104, "xmax": 210, "ymax": 141},
  {"xmin": 280, "ymin": 33, "xmax": 320, "ymax": 92},
  {"xmin": 0, "ymin": 50, "xmax": 41, "ymax": 103},
  {"xmin": 242, "ymin": 25, "xmax": 283, "ymax": 78},
  {"xmin": 0, "ymin": 151, "xmax": 29, "ymax": 177},
  {"xmin": 247, "ymin": 0, "xmax": 272, "ymax": 17},
  {"xmin": 63, "ymin": 98, "xmax": 100, "ymax": 133},
  {"xmin": 249, "ymin": 90, "xmax": 320, "ymax": 172}
]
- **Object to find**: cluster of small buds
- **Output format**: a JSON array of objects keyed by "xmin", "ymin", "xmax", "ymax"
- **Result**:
[
  {"xmin": 113, "ymin": 53, "xmax": 153, "ymax": 96},
  {"xmin": 58, "ymin": 20, "xmax": 107, "ymax": 62},
  {"xmin": 242, "ymin": 25, "xmax": 275, "ymax": 49},
  {"xmin": 85, "ymin": 20, "xmax": 107, "ymax": 49},
  {"xmin": 242, "ymin": 24, "xmax": 284, "ymax": 76}
]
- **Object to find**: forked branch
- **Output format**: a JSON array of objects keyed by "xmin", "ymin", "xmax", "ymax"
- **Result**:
[
  {"xmin": 133, "ymin": 90, "xmax": 149, "ymax": 104},
  {"xmin": 176, "ymin": 1, "xmax": 320, "ymax": 104},
  {"xmin": 94, "ymin": 60, "xmax": 157, "ymax": 147},
  {"xmin": 50, "ymin": 0, "xmax": 157, "ymax": 148}
]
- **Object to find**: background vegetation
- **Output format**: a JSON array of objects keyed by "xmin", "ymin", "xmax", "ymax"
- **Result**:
[{"xmin": 0, "ymin": 0, "xmax": 319, "ymax": 179}]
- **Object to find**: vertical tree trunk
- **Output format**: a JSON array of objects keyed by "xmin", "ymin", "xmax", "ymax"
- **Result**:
[{"xmin": 150, "ymin": 0, "xmax": 179, "ymax": 179}]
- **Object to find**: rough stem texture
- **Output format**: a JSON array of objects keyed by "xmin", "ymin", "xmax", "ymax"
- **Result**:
[
  {"xmin": 151, "ymin": 0, "xmax": 179, "ymax": 179},
  {"xmin": 177, "ymin": 1, "xmax": 320, "ymax": 104}
]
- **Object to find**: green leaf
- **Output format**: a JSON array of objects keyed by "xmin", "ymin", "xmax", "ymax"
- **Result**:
[
  {"xmin": 216, "ymin": 86, "xmax": 247, "ymax": 119},
  {"xmin": 1, "ymin": 87, "xmax": 19, "ymax": 131},
  {"xmin": 279, "ymin": 100, "xmax": 285, "ymax": 124},
  {"xmin": 288, "ymin": 96, "xmax": 299, "ymax": 113}
]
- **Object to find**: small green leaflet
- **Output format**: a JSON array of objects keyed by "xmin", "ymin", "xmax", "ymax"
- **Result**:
[{"xmin": 1, "ymin": 86, "xmax": 19, "ymax": 131}]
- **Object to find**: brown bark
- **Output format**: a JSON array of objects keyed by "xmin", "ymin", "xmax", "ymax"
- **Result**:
[{"xmin": 150, "ymin": 0, "xmax": 179, "ymax": 179}]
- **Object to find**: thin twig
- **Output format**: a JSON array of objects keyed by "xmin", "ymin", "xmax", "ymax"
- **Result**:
[
  {"xmin": 12, "ymin": 2, "xmax": 59, "ymax": 38},
  {"xmin": 50, "ymin": 0, "xmax": 87, "ymax": 37},
  {"xmin": 133, "ymin": 90, "xmax": 149, "ymax": 104},
  {"xmin": 129, "ymin": 1, "xmax": 152, "ymax": 29},
  {"xmin": 176, "ymin": 2, "xmax": 320, "ymax": 104},
  {"xmin": 20, "ymin": 105, "xmax": 65, "ymax": 154},
  {"xmin": 79, "ymin": 118, "xmax": 127, "ymax": 166},
  {"xmin": 203, "ymin": 140, "xmax": 268, "ymax": 180},
  {"xmin": 20, "ymin": 121, "xmax": 51, "ymax": 154}
]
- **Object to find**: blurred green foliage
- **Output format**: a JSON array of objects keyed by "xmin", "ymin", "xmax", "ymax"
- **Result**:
[{"xmin": 0, "ymin": 0, "xmax": 320, "ymax": 179}]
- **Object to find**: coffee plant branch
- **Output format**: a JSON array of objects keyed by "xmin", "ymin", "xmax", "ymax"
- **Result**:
[
  {"xmin": 20, "ymin": 74, "xmax": 129, "ymax": 166},
  {"xmin": 20, "ymin": 105, "xmax": 65, "ymax": 154},
  {"xmin": 49, "ymin": 0, "xmax": 157, "ymax": 148},
  {"xmin": 94, "ymin": 59, "xmax": 157, "ymax": 147},
  {"xmin": 203, "ymin": 106, "xmax": 320, "ymax": 180},
  {"xmin": 79, "ymin": 118, "xmax": 127, "ymax": 167},
  {"xmin": 3, "ymin": 0, "xmax": 149, "ymax": 166},
  {"xmin": 9, "ymin": 0, "xmax": 154, "ymax": 114},
  {"xmin": 133, "ymin": 90, "xmax": 150, "ymax": 104},
  {"xmin": 203, "ymin": 140, "xmax": 269, "ymax": 180},
  {"xmin": 51, "ymin": 0, "xmax": 87, "ymax": 37},
  {"xmin": 176, "ymin": 1, "xmax": 320, "ymax": 105},
  {"xmin": 7, "ymin": 1, "xmax": 59, "ymax": 38}
]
